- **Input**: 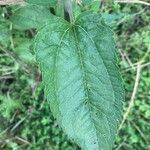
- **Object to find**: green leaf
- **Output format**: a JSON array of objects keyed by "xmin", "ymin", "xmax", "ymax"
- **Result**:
[
  {"xmin": 101, "ymin": 13, "xmax": 125, "ymax": 27},
  {"xmin": 82, "ymin": 0, "xmax": 92, "ymax": 5},
  {"xmin": 14, "ymin": 39, "xmax": 35, "ymax": 63},
  {"xmin": 0, "ymin": 22, "xmax": 11, "ymax": 46},
  {"xmin": 10, "ymin": 4, "xmax": 52, "ymax": 30},
  {"xmin": 25, "ymin": 0, "xmax": 57, "ymax": 6},
  {"xmin": 0, "ymin": 95, "xmax": 20, "ymax": 119},
  {"xmin": 90, "ymin": 1, "xmax": 101, "ymax": 12},
  {"xmin": 34, "ymin": 12, "xmax": 124, "ymax": 150}
]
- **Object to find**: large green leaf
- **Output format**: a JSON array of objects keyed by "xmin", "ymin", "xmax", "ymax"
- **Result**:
[
  {"xmin": 34, "ymin": 12, "xmax": 124, "ymax": 150},
  {"xmin": 10, "ymin": 5, "xmax": 52, "ymax": 30}
]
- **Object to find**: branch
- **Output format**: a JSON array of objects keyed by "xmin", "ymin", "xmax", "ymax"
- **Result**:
[
  {"xmin": 118, "ymin": 62, "xmax": 142, "ymax": 131},
  {"xmin": 115, "ymin": 0, "xmax": 150, "ymax": 6},
  {"xmin": 0, "ymin": 0, "xmax": 25, "ymax": 5}
]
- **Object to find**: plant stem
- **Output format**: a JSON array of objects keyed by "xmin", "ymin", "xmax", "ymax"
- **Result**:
[{"xmin": 63, "ymin": 0, "xmax": 74, "ymax": 23}]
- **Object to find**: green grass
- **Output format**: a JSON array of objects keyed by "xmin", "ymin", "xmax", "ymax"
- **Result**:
[{"xmin": 0, "ymin": 3, "xmax": 150, "ymax": 150}]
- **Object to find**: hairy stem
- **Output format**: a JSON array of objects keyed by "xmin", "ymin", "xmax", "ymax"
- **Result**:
[{"xmin": 63, "ymin": 0, "xmax": 74, "ymax": 23}]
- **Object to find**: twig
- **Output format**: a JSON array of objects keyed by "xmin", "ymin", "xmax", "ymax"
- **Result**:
[
  {"xmin": 0, "ymin": 75, "xmax": 14, "ymax": 80},
  {"xmin": 115, "ymin": 0, "xmax": 150, "ymax": 6},
  {"xmin": 0, "ymin": 46, "xmax": 16, "ymax": 62},
  {"xmin": 10, "ymin": 116, "xmax": 27, "ymax": 132},
  {"xmin": 131, "ymin": 122, "xmax": 147, "ymax": 143},
  {"xmin": 141, "ymin": 44, "xmax": 150, "ymax": 62},
  {"xmin": 15, "ymin": 136, "xmax": 31, "ymax": 145},
  {"xmin": 121, "ymin": 51, "xmax": 136, "ymax": 71},
  {"xmin": 0, "ymin": 126, "xmax": 12, "ymax": 136},
  {"xmin": 117, "ymin": 7, "xmax": 146, "ymax": 26},
  {"xmin": 0, "ymin": 46, "xmax": 30, "ymax": 73},
  {"xmin": 118, "ymin": 61, "xmax": 142, "ymax": 131},
  {"xmin": 0, "ymin": 0, "xmax": 25, "ymax": 5},
  {"xmin": 116, "ymin": 137, "xmax": 127, "ymax": 150},
  {"xmin": 123, "ymin": 61, "xmax": 150, "ymax": 72}
]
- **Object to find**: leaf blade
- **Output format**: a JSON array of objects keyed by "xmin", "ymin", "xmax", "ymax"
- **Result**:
[
  {"xmin": 34, "ymin": 12, "xmax": 124, "ymax": 150},
  {"xmin": 10, "ymin": 5, "xmax": 52, "ymax": 30}
]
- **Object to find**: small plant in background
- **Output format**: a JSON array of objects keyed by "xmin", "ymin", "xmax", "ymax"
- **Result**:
[{"xmin": 0, "ymin": 0, "xmax": 149, "ymax": 149}]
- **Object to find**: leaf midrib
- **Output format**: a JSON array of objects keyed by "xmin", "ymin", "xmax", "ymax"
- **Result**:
[
  {"xmin": 75, "ymin": 24, "xmax": 116, "ymax": 104},
  {"xmin": 75, "ymin": 24, "xmax": 122, "ymax": 148},
  {"xmin": 72, "ymin": 26, "xmax": 100, "ymax": 149}
]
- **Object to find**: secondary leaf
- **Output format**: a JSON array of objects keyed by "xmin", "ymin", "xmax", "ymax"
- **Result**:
[
  {"xmin": 82, "ymin": 0, "xmax": 92, "ymax": 5},
  {"xmin": 10, "ymin": 4, "xmax": 52, "ymax": 30},
  {"xmin": 0, "ymin": 95, "xmax": 20, "ymax": 119},
  {"xmin": 34, "ymin": 12, "xmax": 124, "ymax": 150},
  {"xmin": 101, "ymin": 13, "xmax": 125, "ymax": 27},
  {"xmin": 14, "ymin": 39, "xmax": 35, "ymax": 63},
  {"xmin": 0, "ymin": 22, "xmax": 11, "ymax": 46}
]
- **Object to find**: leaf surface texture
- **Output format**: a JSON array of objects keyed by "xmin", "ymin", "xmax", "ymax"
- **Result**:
[
  {"xmin": 10, "ymin": 5, "xmax": 52, "ymax": 30},
  {"xmin": 34, "ymin": 12, "xmax": 124, "ymax": 150}
]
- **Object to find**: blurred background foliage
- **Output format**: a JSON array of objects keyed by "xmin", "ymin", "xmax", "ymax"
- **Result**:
[{"xmin": 0, "ymin": 0, "xmax": 150, "ymax": 149}]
